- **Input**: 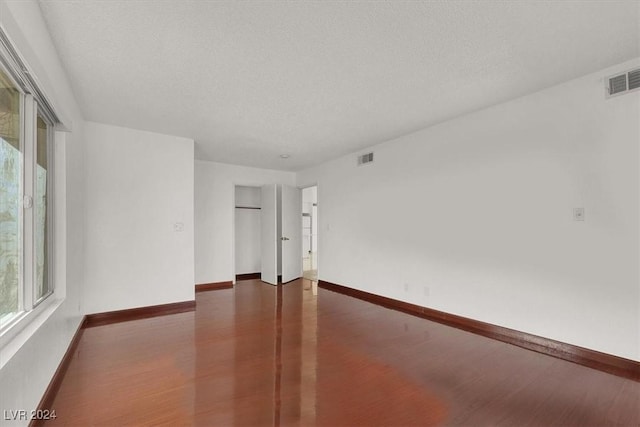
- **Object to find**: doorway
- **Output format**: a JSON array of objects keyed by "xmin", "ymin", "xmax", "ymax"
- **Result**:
[
  {"xmin": 255, "ymin": 184, "xmax": 303, "ymax": 285},
  {"xmin": 301, "ymin": 186, "xmax": 318, "ymax": 281},
  {"xmin": 234, "ymin": 185, "xmax": 262, "ymax": 282},
  {"xmin": 235, "ymin": 183, "xmax": 304, "ymax": 286}
]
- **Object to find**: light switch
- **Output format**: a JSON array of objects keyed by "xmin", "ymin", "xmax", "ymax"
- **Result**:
[{"xmin": 573, "ymin": 208, "xmax": 585, "ymax": 221}]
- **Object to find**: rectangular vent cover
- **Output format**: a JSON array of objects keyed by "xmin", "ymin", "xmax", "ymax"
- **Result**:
[
  {"xmin": 628, "ymin": 69, "xmax": 640, "ymax": 90},
  {"xmin": 609, "ymin": 74, "xmax": 627, "ymax": 95},
  {"xmin": 607, "ymin": 68, "xmax": 640, "ymax": 97},
  {"xmin": 357, "ymin": 152, "xmax": 374, "ymax": 166}
]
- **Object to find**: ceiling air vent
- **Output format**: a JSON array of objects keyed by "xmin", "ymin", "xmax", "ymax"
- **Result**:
[
  {"xmin": 606, "ymin": 68, "xmax": 640, "ymax": 98},
  {"xmin": 357, "ymin": 152, "xmax": 374, "ymax": 166}
]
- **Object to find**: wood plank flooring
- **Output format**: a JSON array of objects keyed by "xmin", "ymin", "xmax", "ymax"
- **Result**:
[{"xmin": 46, "ymin": 279, "xmax": 639, "ymax": 426}]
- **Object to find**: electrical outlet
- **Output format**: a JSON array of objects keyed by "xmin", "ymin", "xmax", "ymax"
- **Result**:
[
  {"xmin": 403, "ymin": 283, "xmax": 409, "ymax": 292},
  {"xmin": 173, "ymin": 222, "xmax": 184, "ymax": 232},
  {"xmin": 423, "ymin": 286, "xmax": 430, "ymax": 297},
  {"xmin": 573, "ymin": 208, "xmax": 585, "ymax": 221}
]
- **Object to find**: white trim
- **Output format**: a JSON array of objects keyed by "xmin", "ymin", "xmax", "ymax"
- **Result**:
[
  {"xmin": 300, "ymin": 183, "xmax": 320, "ymax": 282},
  {"xmin": 53, "ymin": 130, "xmax": 66, "ymax": 301},
  {"xmin": 0, "ymin": 296, "xmax": 62, "ymax": 369},
  {"xmin": 17, "ymin": 87, "xmax": 25, "ymax": 315},
  {"xmin": 22, "ymin": 94, "xmax": 36, "ymax": 311},
  {"xmin": 232, "ymin": 182, "xmax": 238, "ymax": 285}
]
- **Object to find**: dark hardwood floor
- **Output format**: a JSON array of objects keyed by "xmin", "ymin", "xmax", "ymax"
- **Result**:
[{"xmin": 46, "ymin": 279, "xmax": 639, "ymax": 426}]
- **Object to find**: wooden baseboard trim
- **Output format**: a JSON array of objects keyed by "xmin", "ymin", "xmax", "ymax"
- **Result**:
[
  {"xmin": 84, "ymin": 300, "xmax": 196, "ymax": 328},
  {"xmin": 195, "ymin": 281, "xmax": 233, "ymax": 292},
  {"xmin": 31, "ymin": 300, "xmax": 197, "ymax": 425},
  {"xmin": 236, "ymin": 273, "xmax": 261, "ymax": 281},
  {"xmin": 318, "ymin": 280, "xmax": 640, "ymax": 381},
  {"xmin": 29, "ymin": 316, "xmax": 88, "ymax": 427}
]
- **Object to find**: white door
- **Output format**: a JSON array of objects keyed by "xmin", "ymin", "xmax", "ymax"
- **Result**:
[
  {"xmin": 281, "ymin": 185, "xmax": 302, "ymax": 283},
  {"xmin": 261, "ymin": 184, "xmax": 278, "ymax": 285}
]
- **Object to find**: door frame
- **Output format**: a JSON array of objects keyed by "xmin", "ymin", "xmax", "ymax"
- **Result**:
[
  {"xmin": 231, "ymin": 182, "xmax": 321, "ymax": 285},
  {"xmin": 299, "ymin": 183, "xmax": 319, "ymax": 282}
]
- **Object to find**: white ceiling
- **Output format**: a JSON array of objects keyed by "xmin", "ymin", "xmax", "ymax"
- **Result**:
[{"xmin": 39, "ymin": 1, "xmax": 639, "ymax": 171}]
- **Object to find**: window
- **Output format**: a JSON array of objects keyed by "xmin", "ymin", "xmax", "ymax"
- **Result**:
[
  {"xmin": 0, "ymin": 45, "xmax": 56, "ymax": 332},
  {"xmin": 0, "ymin": 66, "xmax": 21, "ymax": 326}
]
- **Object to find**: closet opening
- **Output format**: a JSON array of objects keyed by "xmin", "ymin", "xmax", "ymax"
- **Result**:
[{"xmin": 234, "ymin": 185, "xmax": 262, "ymax": 282}]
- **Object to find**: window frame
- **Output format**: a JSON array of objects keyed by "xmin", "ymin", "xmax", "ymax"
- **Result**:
[
  {"xmin": 0, "ymin": 32, "xmax": 58, "ymax": 336},
  {"xmin": 33, "ymin": 108, "xmax": 54, "ymax": 308},
  {"xmin": 0, "ymin": 62, "xmax": 25, "ymax": 329}
]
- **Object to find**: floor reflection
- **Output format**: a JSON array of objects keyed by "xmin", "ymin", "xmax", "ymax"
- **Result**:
[
  {"xmin": 48, "ymin": 278, "xmax": 634, "ymax": 426},
  {"xmin": 300, "ymin": 278, "xmax": 318, "ymax": 423},
  {"xmin": 273, "ymin": 283, "xmax": 282, "ymax": 426},
  {"xmin": 227, "ymin": 279, "xmax": 318, "ymax": 426},
  {"xmin": 224, "ymin": 279, "xmax": 445, "ymax": 426}
]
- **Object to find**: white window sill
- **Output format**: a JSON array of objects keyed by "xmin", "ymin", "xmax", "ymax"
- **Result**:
[{"xmin": 0, "ymin": 296, "xmax": 64, "ymax": 370}]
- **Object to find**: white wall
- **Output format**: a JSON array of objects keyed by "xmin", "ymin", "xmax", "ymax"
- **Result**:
[
  {"xmin": 0, "ymin": 1, "xmax": 85, "ymax": 423},
  {"xmin": 83, "ymin": 122, "xmax": 194, "ymax": 313},
  {"xmin": 298, "ymin": 59, "xmax": 640, "ymax": 361},
  {"xmin": 234, "ymin": 209, "xmax": 261, "ymax": 274},
  {"xmin": 235, "ymin": 186, "xmax": 261, "ymax": 275},
  {"xmin": 195, "ymin": 160, "xmax": 295, "ymax": 284},
  {"xmin": 235, "ymin": 185, "xmax": 261, "ymax": 208}
]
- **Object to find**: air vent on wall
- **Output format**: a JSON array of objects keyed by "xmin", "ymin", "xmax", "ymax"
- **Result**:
[
  {"xmin": 628, "ymin": 69, "xmax": 640, "ymax": 90},
  {"xmin": 357, "ymin": 152, "xmax": 374, "ymax": 166},
  {"xmin": 606, "ymin": 68, "xmax": 640, "ymax": 98}
]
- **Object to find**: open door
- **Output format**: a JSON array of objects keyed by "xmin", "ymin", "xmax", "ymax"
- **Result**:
[
  {"xmin": 261, "ymin": 184, "xmax": 278, "ymax": 285},
  {"xmin": 281, "ymin": 185, "xmax": 302, "ymax": 283}
]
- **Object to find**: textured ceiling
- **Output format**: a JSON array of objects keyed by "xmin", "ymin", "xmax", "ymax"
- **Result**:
[{"xmin": 39, "ymin": 1, "xmax": 639, "ymax": 171}]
